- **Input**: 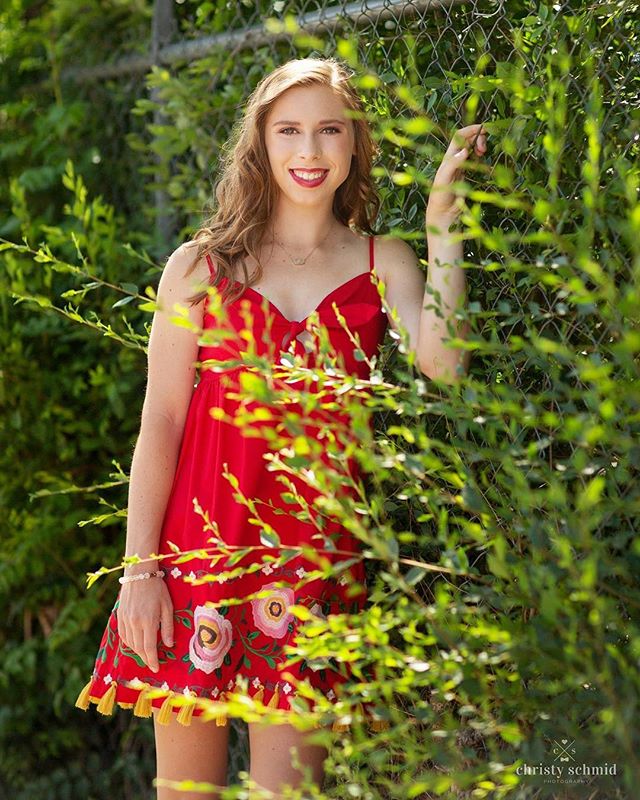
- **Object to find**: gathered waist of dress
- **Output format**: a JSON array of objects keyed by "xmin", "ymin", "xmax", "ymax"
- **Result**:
[{"xmin": 198, "ymin": 364, "xmax": 245, "ymax": 382}]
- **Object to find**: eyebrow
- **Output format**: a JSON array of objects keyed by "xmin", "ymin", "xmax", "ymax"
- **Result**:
[{"xmin": 271, "ymin": 118, "xmax": 346, "ymax": 126}]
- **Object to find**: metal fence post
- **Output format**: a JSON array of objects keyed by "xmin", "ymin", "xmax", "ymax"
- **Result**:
[{"xmin": 151, "ymin": 0, "xmax": 178, "ymax": 250}]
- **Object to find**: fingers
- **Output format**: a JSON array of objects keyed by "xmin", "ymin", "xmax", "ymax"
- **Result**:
[
  {"xmin": 450, "ymin": 124, "xmax": 488, "ymax": 158},
  {"xmin": 117, "ymin": 610, "xmax": 130, "ymax": 650},
  {"xmin": 118, "ymin": 608, "xmax": 160, "ymax": 672},
  {"xmin": 143, "ymin": 623, "xmax": 160, "ymax": 673},
  {"xmin": 123, "ymin": 620, "xmax": 160, "ymax": 672},
  {"xmin": 160, "ymin": 600, "xmax": 174, "ymax": 648}
]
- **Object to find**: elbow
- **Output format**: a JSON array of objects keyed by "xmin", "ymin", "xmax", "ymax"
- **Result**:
[{"xmin": 418, "ymin": 355, "xmax": 469, "ymax": 384}]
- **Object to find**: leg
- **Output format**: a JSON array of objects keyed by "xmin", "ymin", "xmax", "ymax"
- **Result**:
[
  {"xmin": 248, "ymin": 721, "xmax": 329, "ymax": 799},
  {"xmin": 153, "ymin": 707, "xmax": 230, "ymax": 799}
]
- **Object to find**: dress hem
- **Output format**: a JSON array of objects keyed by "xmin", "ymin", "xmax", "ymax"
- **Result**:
[{"xmin": 74, "ymin": 674, "xmax": 391, "ymax": 733}]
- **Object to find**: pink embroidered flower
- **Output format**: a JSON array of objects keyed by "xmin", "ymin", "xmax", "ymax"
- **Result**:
[
  {"xmin": 251, "ymin": 582, "xmax": 295, "ymax": 639},
  {"xmin": 188, "ymin": 604, "xmax": 233, "ymax": 674}
]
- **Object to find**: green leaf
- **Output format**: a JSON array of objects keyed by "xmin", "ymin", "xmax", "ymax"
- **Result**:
[
  {"xmin": 259, "ymin": 526, "xmax": 281, "ymax": 548},
  {"xmin": 112, "ymin": 295, "xmax": 134, "ymax": 308},
  {"xmin": 405, "ymin": 566, "xmax": 428, "ymax": 585}
]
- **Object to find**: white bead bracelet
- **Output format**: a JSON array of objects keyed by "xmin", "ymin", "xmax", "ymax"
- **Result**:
[{"xmin": 119, "ymin": 570, "xmax": 165, "ymax": 584}]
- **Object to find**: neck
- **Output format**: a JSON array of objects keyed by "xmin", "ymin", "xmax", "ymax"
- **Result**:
[{"xmin": 267, "ymin": 198, "xmax": 341, "ymax": 250}]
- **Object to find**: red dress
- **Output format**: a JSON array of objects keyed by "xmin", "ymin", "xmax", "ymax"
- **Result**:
[{"xmin": 75, "ymin": 235, "xmax": 389, "ymax": 731}]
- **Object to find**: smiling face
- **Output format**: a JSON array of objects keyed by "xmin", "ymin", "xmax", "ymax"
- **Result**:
[{"xmin": 264, "ymin": 83, "xmax": 357, "ymax": 207}]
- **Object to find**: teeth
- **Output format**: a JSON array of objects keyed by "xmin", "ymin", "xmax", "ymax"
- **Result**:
[{"xmin": 292, "ymin": 170, "xmax": 326, "ymax": 180}]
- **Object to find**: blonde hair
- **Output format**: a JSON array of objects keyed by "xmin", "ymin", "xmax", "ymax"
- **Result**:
[{"xmin": 183, "ymin": 56, "xmax": 381, "ymax": 307}]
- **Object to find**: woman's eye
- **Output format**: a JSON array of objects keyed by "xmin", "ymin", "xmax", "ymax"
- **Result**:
[{"xmin": 279, "ymin": 127, "xmax": 340, "ymax": 135}]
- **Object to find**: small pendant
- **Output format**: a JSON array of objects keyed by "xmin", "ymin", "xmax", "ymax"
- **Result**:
[{"xmin": 292, "ymin": 257, "xmax": 306, "ymax": 265}]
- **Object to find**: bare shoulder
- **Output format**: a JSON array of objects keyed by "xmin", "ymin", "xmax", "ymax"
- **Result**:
[
  {"xmin": 372, "ymin": 234, "xmax": 423, "ymax": 286},
  {"xmin": 158, "ymin": 241, "xmax": 211, "ymax": 306},
  {"xmin": 367, "ymin": 234, "xmax": 424, "ymax": 361},
  {"xmin": 143, "ymin": 242, "xmax": 210, "ymax": 430}
]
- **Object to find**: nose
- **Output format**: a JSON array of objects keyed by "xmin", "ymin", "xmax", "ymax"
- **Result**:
[{"xmin": 296, "ymin": 134, "xmax": 322, "ymax": 160}]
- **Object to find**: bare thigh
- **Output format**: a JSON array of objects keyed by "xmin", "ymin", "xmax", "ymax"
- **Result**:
[
  {"xmin": 152, "ymin": 707, "xmax": 230, "ymax": 800},
  {"xmin": 248, "ymin": 721, "xmax": 330, "ymax": 799}
]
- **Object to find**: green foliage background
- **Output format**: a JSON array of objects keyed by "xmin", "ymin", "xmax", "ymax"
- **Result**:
[{"xmin": 1, "ymin": 1, "xmax": 638, "ymax": 798}]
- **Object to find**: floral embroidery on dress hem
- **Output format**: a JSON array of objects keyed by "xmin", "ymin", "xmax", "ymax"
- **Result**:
[{"xmin": 74, "ymin": 671, "xmax": 391, "ymax": 732}]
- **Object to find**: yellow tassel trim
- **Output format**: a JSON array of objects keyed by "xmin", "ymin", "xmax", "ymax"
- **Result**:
[
  {"xmin": 156, "ymin": 692, "xmax": 174, "ymax": 725},
  {"xmin": 75, "ymin": 679, "xmax": 93, "ymax": 711},
  {"xmin": 253, "ymin": 686, "xmax": 264, "ymax": 705},
  {"xmin": 133, "ymin": 686, "xmax": 153, "ymax": 719},
  {"xmin": 176, "ymin": 699, "xmax": 196, "ymax": 726},
  {"xmin": 267, "ymin": 684, "xmax": 279, "ymax": 709},
  {"xmin": 76, "ymin": 675, "xmax": 391, "ymax": 733},
  {"xmin": 96, "ymin": 682, "xmax": 117, "ymax": 716}
]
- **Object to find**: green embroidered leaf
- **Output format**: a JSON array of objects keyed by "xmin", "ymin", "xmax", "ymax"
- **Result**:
[
  {"xmin": 215, "ymin": 668, "xmax": 222, "ymax": 680},
  {"xmin": 182, "ymin": 654, "xmax": 191, "ymax": 663},
  {"xmin": 243, "ymin": 655, "xmax": 251, "ymax": 668},
  {"xmin": 248, "ymin": 631, "xmax": 260, "ymax": 640},
  {"xmin": 223, "ymin": 652, "xmax": 232, "ymax": 666},
  {"xmin": 265, "ymin": 656, "xmax": 276, "ymax": 669},
  {"xmin": 188, "ymin": 664, "xmax": 195, "ymax": 673},
  {"xmin": 165, "ymin": 651, "xmax": 176, "ymax": 660}
]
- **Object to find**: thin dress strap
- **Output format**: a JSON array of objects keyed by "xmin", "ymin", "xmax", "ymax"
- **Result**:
[
  {"xmin": 205, "ymin": 252, "xmax": 215, "ymax": 276},
  {"xmin": 369, "ymin": 235, "xmax": 375, "ymax": 272}
]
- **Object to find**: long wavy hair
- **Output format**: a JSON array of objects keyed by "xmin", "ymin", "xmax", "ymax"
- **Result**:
[{"xmin": 183, "ymin": 56, "xmax": 382, "ymax": 308}]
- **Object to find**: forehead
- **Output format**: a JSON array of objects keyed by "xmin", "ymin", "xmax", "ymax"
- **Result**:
[{"xmin": 267, "ymin": 84, "xmax": 350, "ymax": 122}]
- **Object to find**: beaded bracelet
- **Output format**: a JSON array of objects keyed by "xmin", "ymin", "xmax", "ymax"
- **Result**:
[{"xmin": 118, "ymin": 570, "xmax": 165, "ymax": 585}]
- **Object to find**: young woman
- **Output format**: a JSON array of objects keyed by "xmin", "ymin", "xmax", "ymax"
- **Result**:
[{"xmin": 75, "ymin": 57, "xmax": 486, "ymax": 799}]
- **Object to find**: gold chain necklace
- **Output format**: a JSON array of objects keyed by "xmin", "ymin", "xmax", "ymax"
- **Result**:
[{"xmin": 272, "ymin": 226, "xmax": 333, "ymax": 266}]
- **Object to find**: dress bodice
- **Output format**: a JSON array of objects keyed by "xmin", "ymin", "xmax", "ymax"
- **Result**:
[{"xmin": 199, "ymin": 236, "xmax": 388, "ymax": 380}]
